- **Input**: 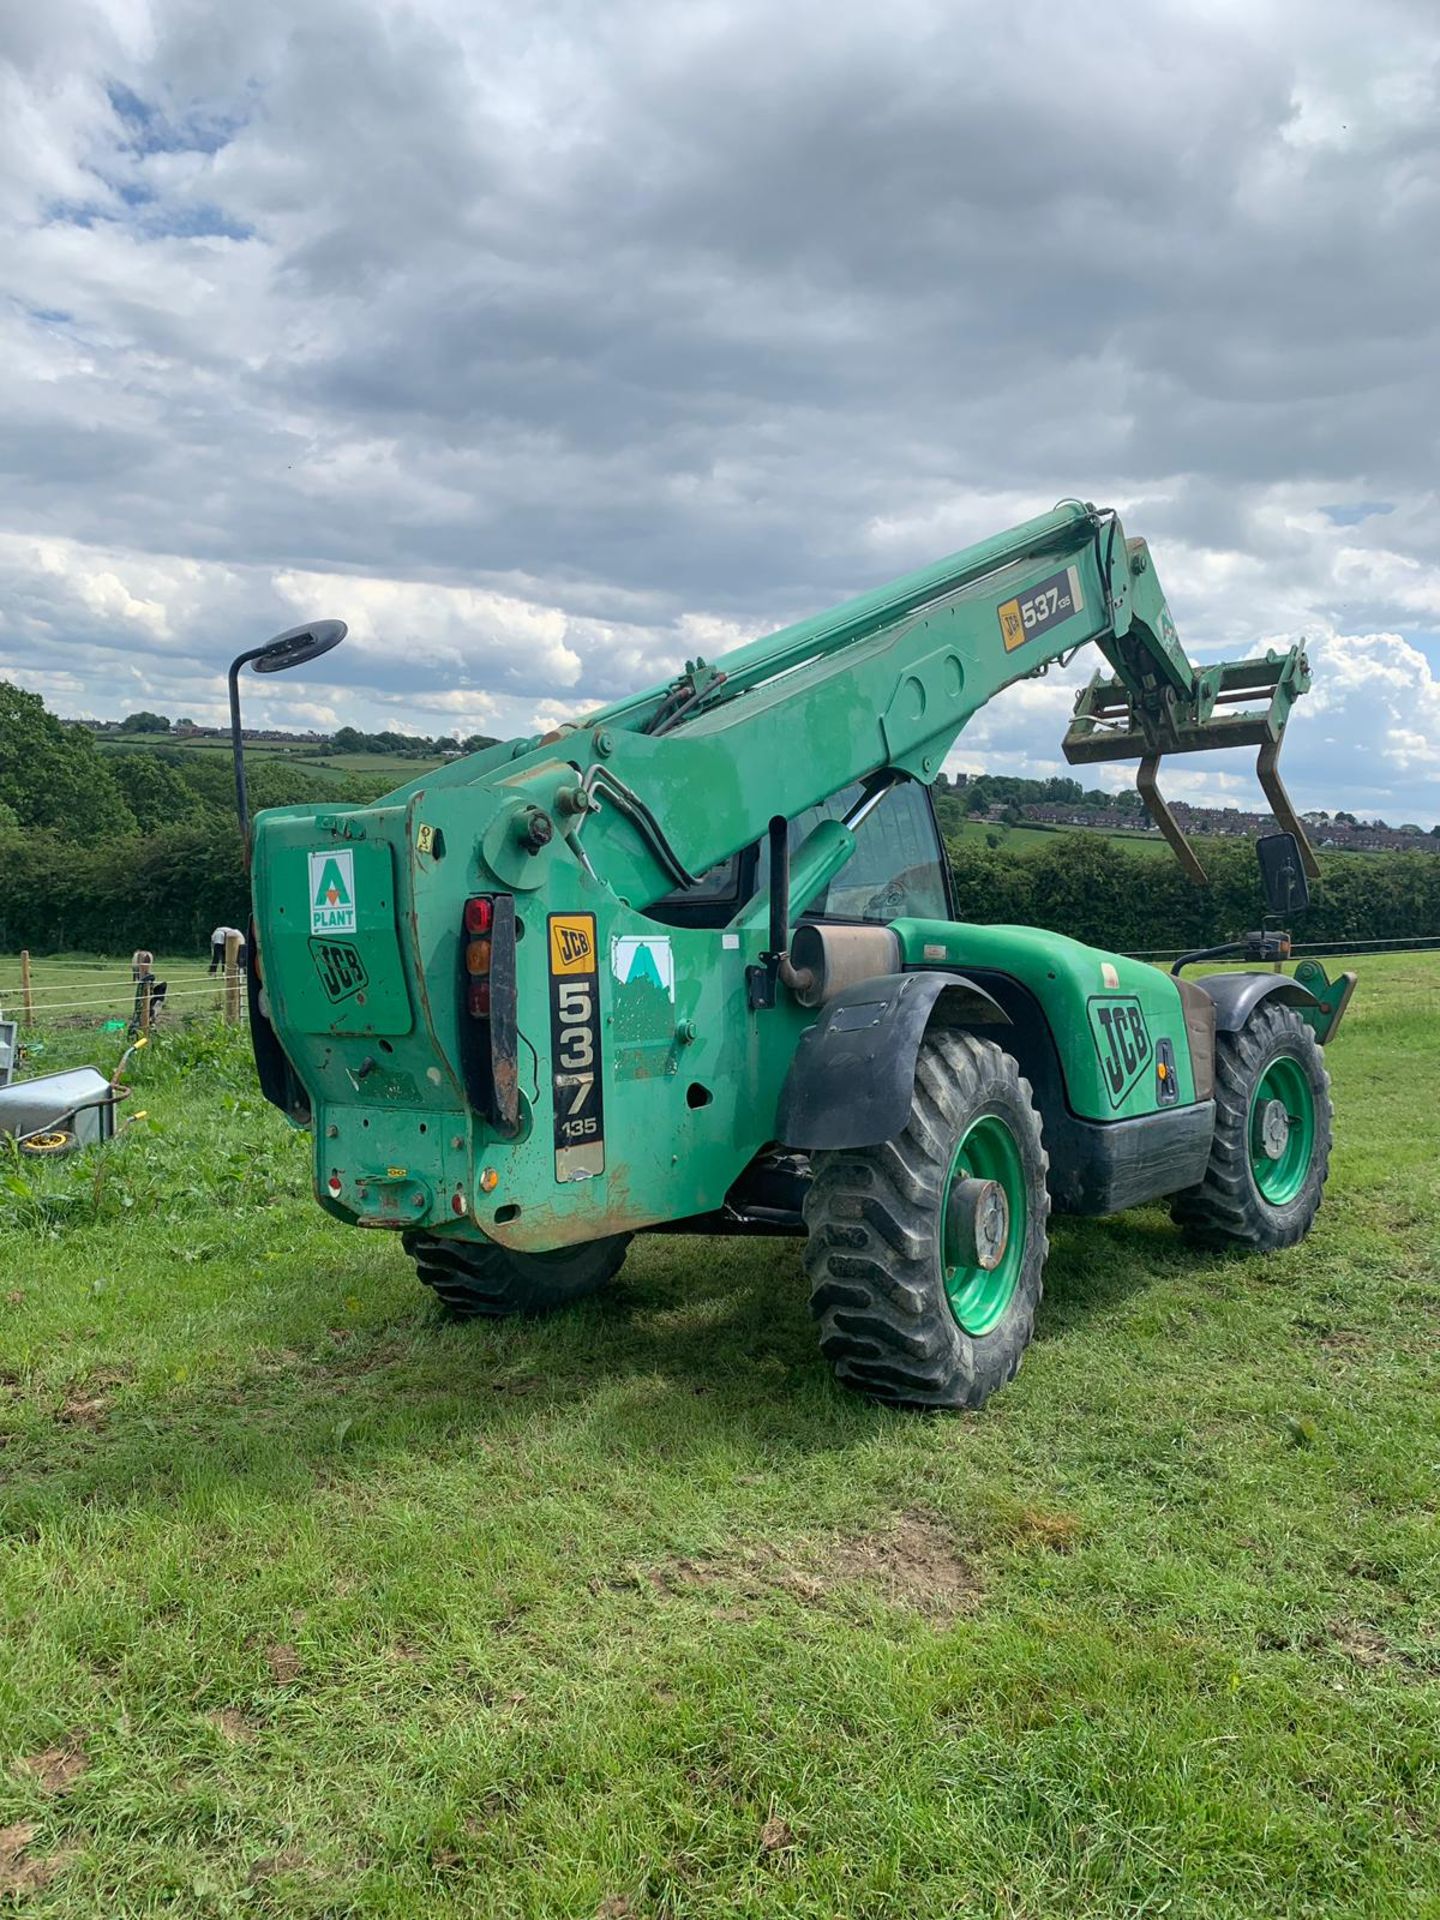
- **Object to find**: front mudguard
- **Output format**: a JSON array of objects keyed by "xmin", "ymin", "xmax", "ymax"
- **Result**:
[
  {"xmin": 1194, "ymin": 971, "xmax": 1319, "ymax": 1033},
  {"xmin": 776, "ymin": 971, "xmax": 1008, "ymax": 1151}
]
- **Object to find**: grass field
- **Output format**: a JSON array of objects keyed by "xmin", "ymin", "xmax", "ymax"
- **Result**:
[
  {"xmin": 943, "ymin": 819, "xmax": 1176, "ymax": 858},
  {"xmin": 98, "ymin": 735, "xmax": 445, "ymax": 775},
  {"xmin": 0, "ymin": 955, "xmax": 1436, "ymax": 1916}
]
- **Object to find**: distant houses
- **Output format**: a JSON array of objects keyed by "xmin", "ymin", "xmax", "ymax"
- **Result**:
[{"xmin": 1016, "ymin": 801, "xmax": 1439, "ymax": 854}]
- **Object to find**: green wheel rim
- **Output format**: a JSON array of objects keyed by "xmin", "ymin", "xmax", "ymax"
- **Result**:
[
  {"xmin": 942, "ymin": 1113, "xmax": 1027, "ymax": 1336},
  {"xmin": 1247, "ymin": 1053, "xmax": 1315, "ymax": 1205}
]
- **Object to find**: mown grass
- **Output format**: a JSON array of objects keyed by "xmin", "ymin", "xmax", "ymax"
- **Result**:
[{"xmin": 0, "ymin": 956, "xmax": 1436, "ymax": 1917}]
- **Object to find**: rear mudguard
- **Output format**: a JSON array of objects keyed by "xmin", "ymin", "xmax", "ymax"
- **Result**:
[
  {"xmin": 1193, "ymin": 972, "xmax": 1319, "ymax": 1032},
  {"xmin": 776, "ymin": 971, "xmax": 1008, "ymax": 1150},
  {"xmin": 247, "ymin": 922, "xmax": 311, "ymax": 1127}
]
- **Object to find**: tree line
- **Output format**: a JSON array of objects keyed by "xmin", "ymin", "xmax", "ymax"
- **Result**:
[
  {"xmin": 0, "ymin": 681, "xmax": 394, "ymax": 843},
  {"xmin": 329, "ymin": 726, "xmax": 497, "ymax": 757},
  {"xmin": 2, "ymin": 678, "xmax": 1437, "ymax": 956},
  {"xmin": 92, "ymin": 708, "xmax": 497, "ymax": 760},
  {"xmin": 936, "ymin": 772, "xmax": 1146, "ymax": 817},
  {"xmin": 6, "ymin": 810, "xmax": 1437, "ymax": 960},
  {"xmin": 0, "ymin": 680, "xmax": 392, "ymax": 952},
  {"xmin": 946, "ymin": 833, "xmax": 1440, "ymax": 950}
]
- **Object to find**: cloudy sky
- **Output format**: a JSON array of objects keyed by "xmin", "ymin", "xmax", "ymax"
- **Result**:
[{"xmin": 3, "ymin": 0, "xmax": 1438, "ymax": 822}]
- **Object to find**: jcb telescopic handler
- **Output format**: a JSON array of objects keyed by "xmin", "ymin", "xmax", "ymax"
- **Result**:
[{"xmin": 238, "ymin": 500, "xmax": 1353, "ymax": 1410}]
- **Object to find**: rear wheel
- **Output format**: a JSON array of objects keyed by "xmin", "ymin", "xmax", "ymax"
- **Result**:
[
  {"xmin": 803, "ymin": 1030, "xmax": 1050, "ymax": 1411},
  {"xmin": 1172, "ymin": 1001, "xmax": 1331, "ymax": 1250},
  {"xmin": 403, "ymin": 1229, "xmax": 631, "ymax": 1318}
]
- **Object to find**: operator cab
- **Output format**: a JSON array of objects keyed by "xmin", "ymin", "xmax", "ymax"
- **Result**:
[{"xmin": 646, "ymin": 774, "xmax": 953, "ymax": 930}]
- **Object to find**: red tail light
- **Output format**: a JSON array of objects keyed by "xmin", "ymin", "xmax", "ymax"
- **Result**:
[
  {"xmin": 464, "ymin": 897, "xmax": 495, "ymax": 1018},
  {"xmin": 458, "ymin": 892, "xmax": 518, "ymax": 1135}
]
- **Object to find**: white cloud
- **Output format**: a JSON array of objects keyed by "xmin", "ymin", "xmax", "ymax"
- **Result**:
[{"xmin": 0, "ymin": 0, "xmax": 1437, "ymax": 824}]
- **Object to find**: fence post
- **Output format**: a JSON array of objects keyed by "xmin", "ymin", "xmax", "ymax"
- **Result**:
[
  {"xmin": 224, "ymin": 930, "xmax": 242, "ymax": 1025},
  {"xmin": 20, "ymin": 950, "xmax": 34, "ymax": 1028}
]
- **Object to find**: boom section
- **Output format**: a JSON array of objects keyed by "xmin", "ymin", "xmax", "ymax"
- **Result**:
[
  {"xmin": 347, "ymin": 498, "xmax": 1309, "ymax": 905},
  {"xmin": 560, "ymin": 502, "xmax": 1169, "ymax": 909}
]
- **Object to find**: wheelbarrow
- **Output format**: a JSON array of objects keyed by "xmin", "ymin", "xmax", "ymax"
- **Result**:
[{"xmin": 0, "ymin": 1038, "xmax": 146, "ymax": 1157}]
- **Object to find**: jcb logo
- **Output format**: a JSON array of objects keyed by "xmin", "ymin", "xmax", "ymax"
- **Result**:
[
  {"xmin": 549, "ymin": 916, "xmax": 595, "ymax": 975},
  {"xmin": 1088, "ymin": 994, "xmax": 1152, "ymax": 1108}
]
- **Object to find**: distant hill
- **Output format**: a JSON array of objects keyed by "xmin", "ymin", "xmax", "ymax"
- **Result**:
[{"xmin": 72, "ymin": 718, "xmax": 502, "ymax": 805}]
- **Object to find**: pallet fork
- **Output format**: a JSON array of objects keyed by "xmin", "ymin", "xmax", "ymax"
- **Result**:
[{"xmin": 1062, "ymin": 646, "xmax": 1319, "ymax": 883}]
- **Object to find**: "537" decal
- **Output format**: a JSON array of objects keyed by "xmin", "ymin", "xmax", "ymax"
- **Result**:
[
  {"xmin": 548, "ymin": 914, "xmax": 606, "ymax": 1181},
  {"xmin": 998, "ymin": 565, "xmax": 1085, "ymax": 652}
]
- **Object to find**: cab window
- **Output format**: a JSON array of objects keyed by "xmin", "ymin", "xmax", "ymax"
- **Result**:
[
  {"xmin": 648, "ymin": 776, "xmax": 951, "ymax": 928},
  {"xmin": 812, "ymin": 778, "xmax": 951, "ymax": 921},
  {"xmin": 757, "ymin": 778, "xmax": 952, "ymax": 923}
]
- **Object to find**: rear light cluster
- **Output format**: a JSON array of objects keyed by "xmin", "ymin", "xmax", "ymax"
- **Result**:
[
  {"xmin": 457, "ymin": 890, "xmax": 519, "ymax": 1135},
  {"xmin": 465, "ymin": 895, "xmax": 493, "ymax": 1017}
]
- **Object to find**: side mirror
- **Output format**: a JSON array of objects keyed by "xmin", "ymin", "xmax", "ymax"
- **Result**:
[
  {"xmin": 227, "ymin": 619, "xmax": 347, "ymax": 864},
  {"xmin": 249, "ymin": 620, "xmax": 347, "ymax": 674},
  {"xmin": 1256, "ymin": 831, "xmax": 1309, "ymax": 918}
]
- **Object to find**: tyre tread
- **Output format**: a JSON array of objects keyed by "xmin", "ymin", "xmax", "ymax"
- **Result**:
[
  {"xmin": 402, "ymin": 1230, "xmax": 630, "ymax": 1318},
  {"xmin": 1172, "ymin": 1002, "xmax": 1332, "ymax": 1250},
  {"xmin": 803, "ymin": 1030, "xmax": 1050, "ymax": 1411}
]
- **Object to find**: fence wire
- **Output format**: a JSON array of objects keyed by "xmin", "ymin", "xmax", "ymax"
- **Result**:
[
  {"xmin": 0, "ymin": 958, "xmax": 240, "ymax": 1024},
  {"xmin": 2, "ymin": 987, "xmax": 225, "ymax": 1016},
  {"xmin": 1126, "ymin": 934, "xmax": 1440, "ymax": 962}
]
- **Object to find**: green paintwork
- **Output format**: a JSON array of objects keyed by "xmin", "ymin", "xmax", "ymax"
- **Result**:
[
  {"xmin": 266, "ymin": 836, "xmax": 414, "ymax": 1040},
  {"xmin": 1248, "ymin": 1055, "xmax": 1316, "ymax": 1205},
  {"xmin": 892, "ymin": 920, "xmax": 1196, "ymax": 1120},
  {"xmin": 248, "ymin": 499, "xmax": 1313, "ymax": 1255},
  {"xmin": 943, "ymin": 1115, "xmax": 1027, "ymax": 1337},
  {"xmin": 1292, "ymin": 958, "xmax": 1358, "ymax": 1045}
]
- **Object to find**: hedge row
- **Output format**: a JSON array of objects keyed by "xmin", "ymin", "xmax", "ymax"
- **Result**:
[
  {"xmin": 0, "ymin": 825, "xmax": 250, "ymax": 956},
  {"xmin": 947, "ymin": 833, "xmax": 1440, "ymax": 950},
  {"xmin": 3, "ymin": 818, "xmax": 1438, "ymax": 959}
]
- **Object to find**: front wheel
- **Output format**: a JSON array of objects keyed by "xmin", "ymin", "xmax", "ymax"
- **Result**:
[
  {"xmin": 803, "ymin": 1031, "xmax": 1050, "ymax": 1411},
  {"xmin": 402, "ymin": 1229, "xmax": 631, "ymax": 1318},
  {"xmin": 1172, "ymin": 1001, "xmax": 1332, "ymax": 1250}
]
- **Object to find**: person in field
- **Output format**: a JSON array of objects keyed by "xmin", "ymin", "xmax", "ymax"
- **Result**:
[{"xmin": 208, "ymin": 926, "xmax": 247, "ymax": 975}]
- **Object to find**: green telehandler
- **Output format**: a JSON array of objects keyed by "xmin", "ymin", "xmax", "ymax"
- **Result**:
[{"xmin": 237, "ymin": 500, "xmax": 1354, "ymax": 1411}]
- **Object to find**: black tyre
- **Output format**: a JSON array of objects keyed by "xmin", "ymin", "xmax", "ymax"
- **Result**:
[
  {"xmin": 402, "ymin": 1229, "xmax": 631, "ymax": 1318},
  {"xmin": 803, "ymin": 1031, "xmax": 1050, "ymax": 1411},
  {"xmin": 1172, "ymin": 1001, "xmax": 1331, "ymax": 1250}
]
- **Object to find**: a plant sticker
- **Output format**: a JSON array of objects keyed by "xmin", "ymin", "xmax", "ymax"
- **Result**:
[
  {"xmin": 310, "ymin": 849, "xmax": 357, "ymax": 936},
  {"xmin": 610, "ymin": 935, "xmax": 675, "ymax": 1000}
]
